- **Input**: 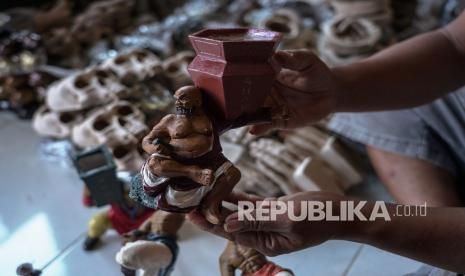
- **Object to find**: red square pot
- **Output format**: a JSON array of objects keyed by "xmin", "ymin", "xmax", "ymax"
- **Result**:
[{"xmin": 188, "ymin": 28, "xmax": 282, "ymax": 120}]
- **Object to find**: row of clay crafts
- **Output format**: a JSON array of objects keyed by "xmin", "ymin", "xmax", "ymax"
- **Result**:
[{"xmin": 123, "ymin": 28, "xmax": 295, "ymax": 275}]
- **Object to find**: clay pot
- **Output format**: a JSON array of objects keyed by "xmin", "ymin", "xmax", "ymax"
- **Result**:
[{"xmin": 187, "ymin": 28, "xmax": 282, "ymax": 120}]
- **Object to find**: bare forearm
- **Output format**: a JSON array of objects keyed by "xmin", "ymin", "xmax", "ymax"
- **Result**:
[
  {"xmin": 342, "ymin": 205, "xmax": 465, "ymax": 272},
  {"xmin": 142, "ymin": 128, "xmax": 170, "ymax": 153},
  {"xmin": 333, "ymin": 14, "xmax": 465, "ymax": 112}
]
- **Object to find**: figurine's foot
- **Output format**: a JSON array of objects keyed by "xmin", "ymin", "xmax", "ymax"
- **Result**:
[
  {"xmin": 194, "ymin": 169, "xmax": 214, "ymax": 186},
  {"xmin": 83, "ymin": 236, "xmax": 100, "ymax": 251}
]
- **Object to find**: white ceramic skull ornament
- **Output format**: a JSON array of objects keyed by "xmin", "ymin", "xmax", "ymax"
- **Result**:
[
  {"xmin": 100, "ymin": 49, "xmax": 162, "ymax": 85},
  {"xmin": 46, "ymin": 67, "xmax": 125, "ymax": 112},
  {"xmin": 71, "ymin": 101, "xmax": 148, "ymax": 149}
]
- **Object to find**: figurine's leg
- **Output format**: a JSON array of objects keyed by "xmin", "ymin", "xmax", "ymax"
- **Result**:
[
  {"xmin": 149, "ymin": 157, "xmax": 213, "ymax": 186},
  {"xmin": 202, "ymin": 166, "xmax": 241, "ymax": 225},
  {"xmin": 84, "ymin": 210, "xmax": 112, "ymax": 251}
]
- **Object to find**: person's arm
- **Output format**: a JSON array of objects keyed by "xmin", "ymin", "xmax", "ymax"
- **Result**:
[
  {"xmin": 251, "ymin": 12, "xmax": 465, "ymax": 134},
  {"xmin": 334, "ymin": 12, "xmax": 465, "ymax": 112},
  {"xmin": 188, "ymin": 192, "xmax": 465, "ymax": 273},
  {"xmin": 343, "ymin": 204, "xmax": 465, "ymax": 272}
]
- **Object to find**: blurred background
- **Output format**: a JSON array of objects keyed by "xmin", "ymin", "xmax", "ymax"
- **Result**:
[{"xmin": 0, "ymin": 0, "xmax": 462, "ymax": 275}]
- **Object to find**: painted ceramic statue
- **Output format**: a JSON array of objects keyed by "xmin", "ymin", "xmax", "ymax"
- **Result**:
[{"xmin": 130, "ymin": 28, "xmax": 284, "ymax": 225}]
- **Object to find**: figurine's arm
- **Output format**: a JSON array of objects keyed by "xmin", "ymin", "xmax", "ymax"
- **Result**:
[
  {"xmin": 122, "ymin": 218, "xmax": 152, "ymax": 244},
  {"xmin": 138, "ymin": 219, "xmax": 153, "ymax": 234},
  {"xmin": 219, "ymin": 241, "xmax": 238, "ymax": 276},
  {"xmin": 142, "ymin": 115, "xmax": 173, "ymax": 154}
]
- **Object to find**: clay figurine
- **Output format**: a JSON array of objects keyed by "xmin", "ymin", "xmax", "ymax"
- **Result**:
[
  {"xmin": 220, "ymin": 241, "xmax": 293, "ymax": 276},
  {"xmin": 73, "ymin": 146, "xmax": 154, "ymax": 250},
  {"xmin": 131, "ymin": 28, "xmax": 287, "ymax": 224},
  {"xmin": 116, "ymin": 211, "xmax": 185, "ymax": 276},
  {"xmin": 131, "ymin": 86, "xmax": 242, "ymax": 224},
  {"xmin": 82, "ymin": 184, "xmax": 154, "ymax": 251}
]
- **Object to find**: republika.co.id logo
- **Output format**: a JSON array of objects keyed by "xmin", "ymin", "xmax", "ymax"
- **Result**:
[{"xmin": 237, "ymin": 200, "xmax": 427, "ymax": 222}]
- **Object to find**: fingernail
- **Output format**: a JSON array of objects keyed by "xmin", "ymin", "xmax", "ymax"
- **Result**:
[{"xmin": 224, "ymin": 219, "xmax": 243, "ymax": 233}]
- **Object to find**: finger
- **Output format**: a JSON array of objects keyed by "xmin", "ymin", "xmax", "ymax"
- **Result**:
[
  {"xmin": 274, "ymin": 49, "xmax": 320, "ymax": 72},
  {"xmin": 251, "ymin": 118, "xmax": 287, "ymax": 132},
  {"xmin": 224, "ymin": 194, "xmax": 282, "ymax": 233},
  {"xmin": 276, "ymin": 70, "xmax": 309, "ymax": 92},
  {"xmin": 187, "ymin": 210, "xmax": 234, "ymax": 240},
  {"xmin": 232, "ymin": 232, "xmax": 262, "ymax": 250},
  {"xmin": 249, "ymin": 124, "xmax": 272, "ymax": 135},
  {"xmin": 274, "ymin": 78, "xmax": 309, "ymax": 99},
  {"xmin": 276, "ymin": 69, "xmax": 300, "ymax": 85},
  {"xmin": 224, "ymin": 192, "xmax": 264, "ymax": 205},
  {"xmin": 224, "ymin": 212, "xmax": 241, "ymax": 232},
  {"xmin": 223, "ymin": 211, "xmax": 270, "ymax": 233}
]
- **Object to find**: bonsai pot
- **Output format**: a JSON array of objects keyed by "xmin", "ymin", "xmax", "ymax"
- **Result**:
[
  {"xmin": 73, "ymin": 145, "xmax": 123, "ymax": 207},
  {"xmin": 187, "ymin": 28, "xmax": 282, "ymax": 120}
]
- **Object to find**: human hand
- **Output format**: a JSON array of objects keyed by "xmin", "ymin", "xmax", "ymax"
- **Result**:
[
  {"xmin": 188, "ymin": 192, "xmax": 348, "ymax": 256},
  {"xmin": 251, "ymin": 49, "xmax": 338, "ymax": 135}
]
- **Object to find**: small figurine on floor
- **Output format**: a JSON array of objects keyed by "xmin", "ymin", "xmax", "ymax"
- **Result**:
[
  {"xmin": 82, "ymin": 185, "xmax": 154, "ymax": 251},
  {"xmin": 72, "ymin": 146, "xmax": 155, "ymax": 251},
  {"xmin": 131, "ymin": 86, "xmax": 242, "ymax": 225},
  {"xmin": 16, "ymin": 263, "xmax": 42, "ymax": 276},
  {"xmin": 220, "ymin": 241, "xmax": 293, "ymax": 276},
  {"xmin": 116, "ymin": 210, "xmax": 185, "ymax": 276}
]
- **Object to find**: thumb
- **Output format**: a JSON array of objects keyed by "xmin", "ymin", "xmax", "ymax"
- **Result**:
[
  {"xmin": 249, "ymin": 118, "xmax": 289, "ymax": 135},
  {"xmin": 249, "ymin": 124, "xmax": 272, "ymax": 135},
  {"xmin": 224, "ymin": 211, "xmax": 274, "ymax": 233},
  {"xmin": 274, "ymin": 49, "xmax": 320, "ymax": 72}
]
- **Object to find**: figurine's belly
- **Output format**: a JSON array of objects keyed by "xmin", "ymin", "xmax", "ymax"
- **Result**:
[{"xmin": 169, "ymin": 134, "xmax": 213, "ymax": 158}]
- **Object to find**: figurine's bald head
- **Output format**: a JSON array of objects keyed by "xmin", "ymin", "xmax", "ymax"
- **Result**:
[{"xmin": 174, "ymin": 86, "xmax": 202, "ymax": 116}]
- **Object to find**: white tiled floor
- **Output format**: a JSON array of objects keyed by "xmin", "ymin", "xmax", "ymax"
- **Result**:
[{"xmin": 0, "ymin": 112, "xmax": 424, "ymax": 276}]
